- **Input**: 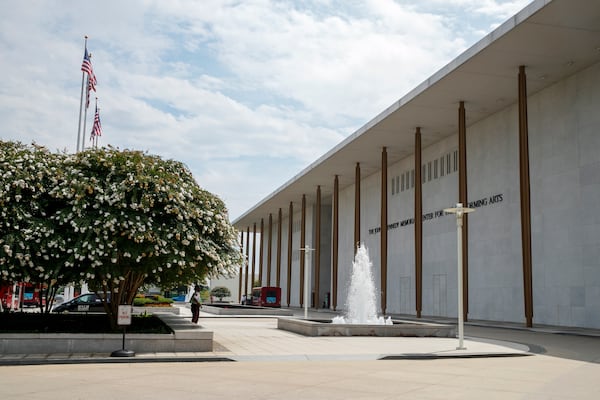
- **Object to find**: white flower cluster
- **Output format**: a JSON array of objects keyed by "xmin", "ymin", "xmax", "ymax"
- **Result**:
[{"xmin": 1, "ymin": 142, "xmax": 243, "ymax": 291}]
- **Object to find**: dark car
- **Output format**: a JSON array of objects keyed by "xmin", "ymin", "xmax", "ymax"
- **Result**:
[{"xmin": 52, "ymin": 293, "xmax": 109, "ymax": 313}]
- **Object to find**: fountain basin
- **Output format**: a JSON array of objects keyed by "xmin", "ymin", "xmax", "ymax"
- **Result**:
[
  {"xmin": 202, "ymin": 304, "xmax": 294, "ymax": 316},
  {"xmin": 278, "ymin": 318, "xmax": 456, "ymax": 337}
]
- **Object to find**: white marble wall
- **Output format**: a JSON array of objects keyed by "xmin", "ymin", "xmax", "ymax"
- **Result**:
[
  {"xmin": 315, "ymin": 203, "xmax": 332, "ymax": 308},
  {"xmin": 332, "ymin": 60, "xmax": 600, "ymax": 329},
  {"xmin": 527, "ymin": 62, "xmax": 600, "ymax": 328},
  {"xmin": 268, "ymin": 207, "xmax": 313, "ymax": 308},
  {"xmin": 277, "ymin": 215, "xmax": 290, "ymax": 305},
  {"xmin": 288, "ymin": 211, "xmax": 302, "ymax": 307},
  {"xmin": 420, "ymin": 138, "xmax": 459, "ymax": 319},
  {"xmin": 336, "ymin": 183, "xmax": 357, "ymax": 311},
  {"xmin": 466, "ymin": 101, "xmax": 524, "ymax": 323},
  {"xmin": 361, "ymin": 171, "xmax": 382, "ymax": 312}
]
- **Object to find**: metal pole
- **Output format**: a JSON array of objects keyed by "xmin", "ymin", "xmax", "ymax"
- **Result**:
[
  {"xmin": 300, "ymin": 245, "xmax": 313, "ymax": 320},
  {"xmin": 304, "ymin": 246, "xmax": 310, "ymax": 319},
  {"xmin": 444, "ymin": 202, "xmax": 474, "ymax": 350},
  {"xmin": 456, "ymin": 206, "xmax": 466, "ymax": 350},
  {"xmin": 81, "ymin": 74, "xmax": 89, "ymax": 152},
  {"xmin": 76, "ymin": 36, "xmax": 88, "ymax": 152}
]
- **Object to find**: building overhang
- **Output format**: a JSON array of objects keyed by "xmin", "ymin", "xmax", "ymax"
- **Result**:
[{"xmin": 233, "ymin": 0, "xmax": 600, "ymax": 229}]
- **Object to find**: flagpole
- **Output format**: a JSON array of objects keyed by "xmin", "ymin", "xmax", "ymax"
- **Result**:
[
  {"xmin": 76, "ymin": 35, "xmax": 88, "ymax": 153},
  {"xmin": 94, "ymin": 97, "xmax": 99, "ymax": 149},
  {"xmin": 82, "ymin": 74, "xmax": 90, "ymax": 151},
  {"xmin": 91, "ymin": 97, "xmax": 102, "ymax": 149}
]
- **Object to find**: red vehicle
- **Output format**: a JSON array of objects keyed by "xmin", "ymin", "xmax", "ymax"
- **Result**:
[
  {"xmin": 0, "ymin": 282, "xmax": 45, "ymax": 310},
  {"xmin": 251, "ymin": 286, "xmax": 281, "ymax": 308}
]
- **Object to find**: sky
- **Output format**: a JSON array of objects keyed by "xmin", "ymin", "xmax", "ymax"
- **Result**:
[{"xmin": 0, "ymin": 0, "xmax": 532, "ymax": 221}]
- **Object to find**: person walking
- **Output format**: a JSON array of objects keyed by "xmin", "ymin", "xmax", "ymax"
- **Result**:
[{"xmin": 190, "ymin": 285, "xmax": 202, "ymax": 323}]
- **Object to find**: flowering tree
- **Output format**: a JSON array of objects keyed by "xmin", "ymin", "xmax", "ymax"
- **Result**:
[
  {"xmin": 0, "ymin": 141, "xmax": 243, "ymax": 326},
  {"xmin": 0, "ymin": 141, "xmax": 78, "ymax": 311},
  {"xmin": 56, "ymin": 147, "xmax": 242, "ymax": 326}
]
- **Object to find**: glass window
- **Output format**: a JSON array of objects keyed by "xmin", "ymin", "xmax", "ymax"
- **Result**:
[
  {"xmin": 440, "ymin": 156, "xmax": 445, "ymax": 177},
  {"xmin": 454, "ymin": 150, "xmax": 458, "ymax": 172},
  {"xmin": 428, "ymin": 161, "xmax": 432, "ymax": 181}
]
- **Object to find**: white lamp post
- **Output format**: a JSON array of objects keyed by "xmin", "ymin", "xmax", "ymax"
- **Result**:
[
  {"xmin": 299, "ymin": 246, "xmax": 314, "ymax": 320},
  {"xmin": 444, "ymin": 202, "xmax": 474, "ymax": 350}
]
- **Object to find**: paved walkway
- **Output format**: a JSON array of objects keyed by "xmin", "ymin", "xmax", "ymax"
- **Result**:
[
  {"xmin": 1, "ymin": 307, "xmax": 599, "ymax": 399},
  {"xmin": 195, "ymin": 316, "xmax": 530, "ymax": 362}
]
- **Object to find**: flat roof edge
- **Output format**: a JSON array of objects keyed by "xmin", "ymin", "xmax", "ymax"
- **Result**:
[{"xmin": 233, "ymin": 0, "xmax": 550, "ymax": 226}]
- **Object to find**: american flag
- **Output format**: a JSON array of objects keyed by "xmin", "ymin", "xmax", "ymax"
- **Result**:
[
  {"xmin": 85, "ymin": 76, "xmax": 91, "ymax": 109},
  {"xmin": 81, "ymin": 47, "xmax": 97, "ymax": 92},
  {"xmin": 91, "ymin": 104, "xmax": 102, "ymax": 139}
]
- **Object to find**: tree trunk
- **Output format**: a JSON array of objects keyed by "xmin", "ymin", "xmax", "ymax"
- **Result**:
[{"xmin": 101, "ymin": 270, "xmax": 146, "ymax": 331}]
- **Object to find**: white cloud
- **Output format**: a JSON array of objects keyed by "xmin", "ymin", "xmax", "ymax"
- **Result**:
[{"xmin": 0, "ymin": 0, "xmax": 533, "ymax": 219}]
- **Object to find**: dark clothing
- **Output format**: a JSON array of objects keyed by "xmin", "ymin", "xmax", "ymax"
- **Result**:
[
  {"xmin": 190, "ymin": 291, "xmax": 202, "ymax": 323},
  {"xmin": 191, "ymin": 303, "xmax": 200, "ymax": 323}
]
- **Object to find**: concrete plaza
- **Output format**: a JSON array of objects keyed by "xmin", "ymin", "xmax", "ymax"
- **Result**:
[{"xmin": 0, "ymin": 308, "xmax": 599, "ymax": 399}]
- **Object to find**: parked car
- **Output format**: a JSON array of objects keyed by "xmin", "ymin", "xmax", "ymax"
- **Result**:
[{"xmin": 52, "ymin": 293, "xmax": 109, "ymax": 313}]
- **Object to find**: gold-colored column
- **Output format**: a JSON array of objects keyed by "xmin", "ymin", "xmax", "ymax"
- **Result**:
[
  {"xmin": 276, "ymin": 208, "xmax": 282, "ymax": 288},
  {"xmin": 332, "ymin": 175, "xmax": 339, "ymax": 311},
  {"xmin": 458, "ymin": 101, "xmax": 469, "ymax": 321},
  {"xmin": 300, "ymin": 194, "xmax": 306, "ymax": 307},
  {"xmin": 380, "ymin": 147, "xmax": 388, "ymax": 315},
  {"xmin": 354, "ymin": 162, "xmax": 361, "ymax": 251},
  {"xmin": 287, "ymin": 202, "xmax": 293, "ymax": 307},
  {"xmin": 315, "ymin": 185, "xmax": 321, "ymax": 309},
  {"xmin": 519, "ymin": 65, "xmax": 534, "ymax": 328},
  {"xmin": 245, "ymin": 226, "xmax": 250, "ymax": 298},
  {"xmin": 259, "ymin": 218, "xmax": 264, "ymax": 285},
  {"xmin": 238, "ymin": 232, "xmax": 243, "ymax": 303},
  {"xmin": 252, "ymin": 223, "xmax": 257, "ymax": 289},
  {"xmin": 415, "ymin": 128, "xmax": 423, "ymax": 318},
  {"xmin": 267, "ymin": 213, "xmax": 273, "ymax": 286}
]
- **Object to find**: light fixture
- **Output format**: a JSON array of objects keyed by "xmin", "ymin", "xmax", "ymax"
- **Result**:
[{"xmin": 444, "ymin": 203, "xmax": 475, "ymax": 350}]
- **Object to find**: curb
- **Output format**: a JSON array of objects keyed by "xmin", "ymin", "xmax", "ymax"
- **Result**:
[{"xmin": 0, "ymin": 355, "xmax": 235, "ymax": 366}]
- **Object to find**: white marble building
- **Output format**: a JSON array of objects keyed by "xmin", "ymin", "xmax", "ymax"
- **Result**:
[{"xmin": 233, "ymin": 0, "xmax": 600, "ymax": 329}]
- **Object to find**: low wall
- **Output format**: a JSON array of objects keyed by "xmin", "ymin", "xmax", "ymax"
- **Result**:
[
  {"xmin": 0, "ymin": 313, "xmax": 212, "ymax": 354},
  {"xmin": 133, "ymin": 306, "xmax": 181, "ymax": 315},
  {"xmin": 277, "ymin": 318, "xmax": 456, "ymax": 337},
  {"xmin": 202, "ymin": 305, "xmax": 294, "ymax": 316}
]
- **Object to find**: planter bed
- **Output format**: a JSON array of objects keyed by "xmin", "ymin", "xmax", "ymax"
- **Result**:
[{"xmin": 0, "ymin": 313, "xmax": 212, "ymax": 354}]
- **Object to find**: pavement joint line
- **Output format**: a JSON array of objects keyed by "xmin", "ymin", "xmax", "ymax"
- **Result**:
[
  {"xmin": 0, "ymin": 349, "xmax": 534, "ymax": 366},
  {"xmin": 379, "ymin": 352, "xmax": 533, "ymax": 360}
]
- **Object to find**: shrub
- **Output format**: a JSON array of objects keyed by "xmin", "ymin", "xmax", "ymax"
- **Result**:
[
  {"xmin": 210, "ymin": 286, "xmax": 231, "ymax": 301},
  {"xmin": 133, "ymin": 295, "xmax": 174, "ymax": 306}
]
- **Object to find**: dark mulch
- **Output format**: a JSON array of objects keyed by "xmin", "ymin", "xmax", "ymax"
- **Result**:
[{"xmin": 0, "ymin": 312, "xmax": 173, "ymax": 334}]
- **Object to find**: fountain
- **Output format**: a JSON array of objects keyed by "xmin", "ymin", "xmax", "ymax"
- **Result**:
[
  {"xmin": 332, "ymin": 244, "xmax": 391, "ymax": 325},
  {"xmin": 278, "ymin": 243, "xmax": 455, "ymax": 337}
]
